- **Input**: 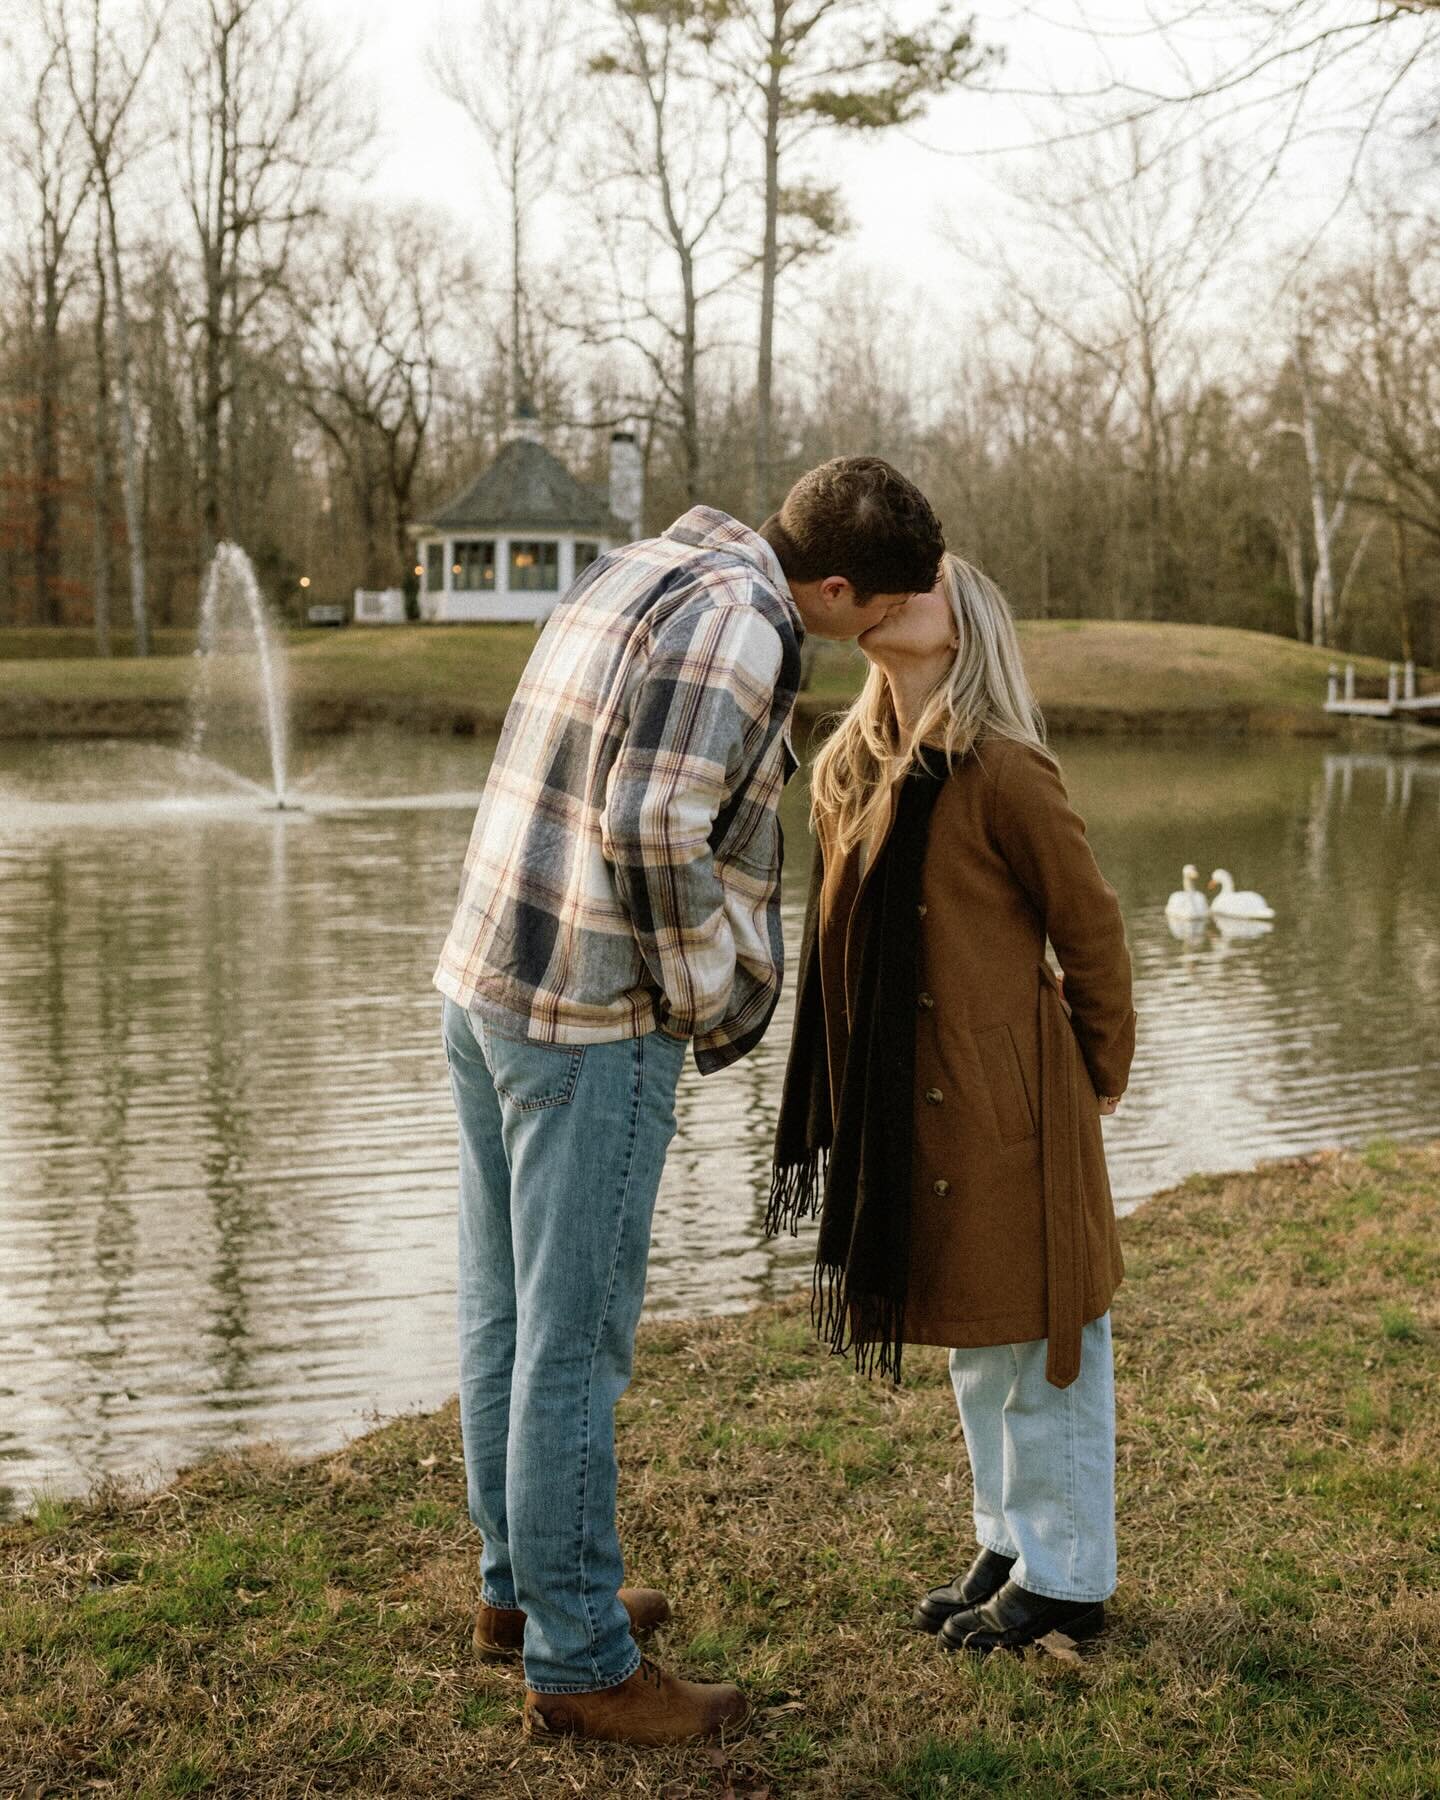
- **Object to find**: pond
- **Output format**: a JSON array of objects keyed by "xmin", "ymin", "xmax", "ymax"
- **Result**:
[{"xmin": 1, "ymin": 731, "xmax": 1436, "ymax": 1515}]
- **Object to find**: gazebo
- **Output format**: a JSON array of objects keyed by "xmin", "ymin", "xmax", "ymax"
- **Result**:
[{"xmin": 413, "ymin": 421, "xmax": 641, "ymax": 624}]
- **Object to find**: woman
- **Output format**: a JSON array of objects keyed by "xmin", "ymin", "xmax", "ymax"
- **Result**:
[{"xmin": 768, "ymin": 555, "xmax": 1136, "ymax": 1656}]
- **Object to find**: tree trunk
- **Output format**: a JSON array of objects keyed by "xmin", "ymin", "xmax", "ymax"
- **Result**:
[
  {"xmin": 103, "ymin": 186, "xmax": 149, "ymax": 655},
  {"xmin": 1390, "ymin": 503, "xmax": 1413, "ymax": 665},
  {"xmin": 201, "ymin": 237, "xmax": 225, "ymax": 557},
  {"xmin": 1140, "ymin": 337, "xmax": 1161, "ymax": 623},
  {"xmin": 1292, "ymin": 336, "xmax": 1337, "ymax": 647},
  {"xmin": 754, "ymin": 6, "xmax": 783, "ymax": 521},
  {"xmin": 1283, "ymin": 518, "xmax": 1307, "ymax": 642},
  {"xmin": 92, "ymin": 223, "xmax": 114, "ymax": 656},
  {"xmin": 199, "ymin": 17, "xmax": 233, "ymax": 560},
  {"xmin": 33, "ymin": 271, "xmax": 63, "ymax": 628},
  {"xmin": 678, "ymin": 244, "xmax": 701, "ymax": 504},
  {"xmin": 511, "ymin": 137, "xmax": 525, "ymax": 412}
]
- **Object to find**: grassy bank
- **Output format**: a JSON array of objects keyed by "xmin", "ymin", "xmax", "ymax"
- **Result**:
[
  {"xmin": 0, "ymin": 620, "xmax": 1410, "ymax": 741},
  {"xmin": 3, "ymin": 1141, "xmax": 1437, "ymax": 1797}
]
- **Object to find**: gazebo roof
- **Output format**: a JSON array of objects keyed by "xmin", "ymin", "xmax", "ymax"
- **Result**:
[{"xmin": 418, "ymin": 437, "xmax": 626, "ymax": 537}]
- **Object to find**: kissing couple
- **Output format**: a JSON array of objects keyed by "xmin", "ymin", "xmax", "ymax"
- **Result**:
[{"xmin": 435, "ymin": 456, "xmax": 1136, "ymax": 1747}]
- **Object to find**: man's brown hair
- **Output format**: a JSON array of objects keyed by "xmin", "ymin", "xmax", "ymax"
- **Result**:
[{"xmin": 761, "ymin": 456, "xmax": 945, "ymax": 600}]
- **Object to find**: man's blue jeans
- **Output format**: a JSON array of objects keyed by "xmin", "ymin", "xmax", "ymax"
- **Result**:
[
  {"xmin": 948, "ymin": 1313, "xmax": 1117, "ymax": 1603},
  {"xmin": 442, "ymin": 999, "xmax": 687, "ymax": 1694}
]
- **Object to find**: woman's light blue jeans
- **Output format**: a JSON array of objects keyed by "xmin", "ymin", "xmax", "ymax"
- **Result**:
[
  {"xmin": 947, "ymin": 1313, "xmax": 1117, "ymax": 1603},
  {"xmin": 442, "ymin": 998, "xmax": 687, "ymax": 1695}
]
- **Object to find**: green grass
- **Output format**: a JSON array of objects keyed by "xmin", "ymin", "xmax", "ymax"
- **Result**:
[
  {"xmin": 1, "ymin": 1142, "xmax": 1438, "ymax": 1797},
  {"xmin": 0, "ymin": 619, "xmax": 1413, "ymax": 738}
]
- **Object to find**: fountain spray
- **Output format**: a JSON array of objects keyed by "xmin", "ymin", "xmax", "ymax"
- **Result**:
[{"xmin": 190, "ymin": 544, "xmax": 293, "ymax": 809}]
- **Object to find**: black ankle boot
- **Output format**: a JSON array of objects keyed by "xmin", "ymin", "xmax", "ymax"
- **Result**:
[
  {"xmin": 911, "ymin": 1548, "xmax": 1016, "ymax": 1634},
  {"xmin": 939, "ymin": 1578, "xmax": 1107, "ymax": 1655}
]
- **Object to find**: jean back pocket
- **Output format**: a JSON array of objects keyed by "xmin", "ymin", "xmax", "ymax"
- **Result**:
[{"xmin": 481, "ymin": 1022, "xmax": 586, "ymax": 1111}]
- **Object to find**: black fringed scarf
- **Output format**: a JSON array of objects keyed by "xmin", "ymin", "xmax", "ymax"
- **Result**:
[{"xmin": 765, "ymin": 748, "xmax": 950, "ymax": 1383}]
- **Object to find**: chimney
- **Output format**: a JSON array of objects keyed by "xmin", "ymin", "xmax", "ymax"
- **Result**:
[
  {"xmin": 609, "ymin": 429, "xmax": 643, "ymax": 543},
  {"xmin": 507, "ymin": 395, "xmax": 543, "ymax": 445}
]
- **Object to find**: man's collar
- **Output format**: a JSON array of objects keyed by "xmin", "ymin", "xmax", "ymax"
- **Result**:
[{"xmin": 662, "ymin": 506, "xmax": 797, "ymax": 622}]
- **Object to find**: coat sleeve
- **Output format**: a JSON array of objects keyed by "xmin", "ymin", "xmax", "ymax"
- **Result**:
[{"xmin": 988, "ymin": 740, "xmax": 1137, "ymax": 1098}]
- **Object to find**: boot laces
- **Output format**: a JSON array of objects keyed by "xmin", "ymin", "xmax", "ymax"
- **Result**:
[{"xmin": 638, "ymin": 1656, "xmax": 662, "ymax": 1689}]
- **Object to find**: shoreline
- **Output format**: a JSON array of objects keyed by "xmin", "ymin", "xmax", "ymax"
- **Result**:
[
  {"xmin": 4, "ymin": 1140, "xmax": 1437, "ymax": 1796},
  {"xmin": 0, "ymin": 692, "xmax": 1427, "ymax": 747},
  {"xmin": 3, "ymin": 620, "xmax": 1433, "ymax": 750}
]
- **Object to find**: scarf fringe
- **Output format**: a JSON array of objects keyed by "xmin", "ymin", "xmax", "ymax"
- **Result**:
[
  {"xmin": 764, "ymin": 1148, "xmax": 829, "ymax": 1239},
  {"xmin": 812, "ymin": 1259, "xmax": 906, "ymax": 1386}
]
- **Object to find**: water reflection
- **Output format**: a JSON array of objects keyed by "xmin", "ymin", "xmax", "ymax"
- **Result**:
[{"xmin": 0, "ymin": 734, "xmax": 1436, "ymax": 1512}]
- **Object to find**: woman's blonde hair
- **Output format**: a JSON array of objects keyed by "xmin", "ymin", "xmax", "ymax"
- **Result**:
[{"xmin": 810, "ymin": 554, "xmax": 1046, "ymax": 854}]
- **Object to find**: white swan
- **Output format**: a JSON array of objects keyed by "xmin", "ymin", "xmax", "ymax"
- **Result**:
[
  {"xmin": 1208, "ymin": 869, "xmax": 1275, "ymax": 921},
  {"xmin": 1213, "ymin": 913, "xmax": 1274, "ymax": 943},
  {"xmin": 1165, "ymin": 864, "xmax": 1209, "ymax": 921}
]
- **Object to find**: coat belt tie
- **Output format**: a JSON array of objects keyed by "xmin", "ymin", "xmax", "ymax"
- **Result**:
[{"xmin": 1038, "ymin": 963, "xmax": 1087, "ymax": 1388}]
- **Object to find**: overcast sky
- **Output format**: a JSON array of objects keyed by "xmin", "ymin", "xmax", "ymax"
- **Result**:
[
  {"xmin": 319, "ymin": 0, "xmax": 1409, "ymax": 358},
  {"xmin": 3, "ymin": 0, "xmax": 1426, "ymax": 388}
]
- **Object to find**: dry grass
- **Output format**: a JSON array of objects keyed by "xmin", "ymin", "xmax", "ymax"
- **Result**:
[
  {"xmin": 3, "ymin": 1140, "xmax": 1438, "ymax": 1798},
  {"xmin": 1015, "ymin": 620, "xmax": 1391, "ymax": 715}
]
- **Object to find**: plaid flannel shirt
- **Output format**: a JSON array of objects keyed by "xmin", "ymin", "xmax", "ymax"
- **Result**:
[{"xmin": 434, "ymin": 507, "xmax": 804, "ymax": 1075}]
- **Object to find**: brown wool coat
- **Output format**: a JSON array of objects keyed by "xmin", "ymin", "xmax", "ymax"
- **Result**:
[{"xmin": 815, "ymin": 735, "xmax": 1137, "ymax": 1385}]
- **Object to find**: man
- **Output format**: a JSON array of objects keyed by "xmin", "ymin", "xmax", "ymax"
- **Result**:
[{"xmin": 435, "ymin": 456, "xmax": 945, "ymax": 1747}]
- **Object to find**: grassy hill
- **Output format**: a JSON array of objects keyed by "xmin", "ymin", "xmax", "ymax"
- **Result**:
[{"xmin": 0, "ymin": 619, "xmax": 1411, "ymax": 740}]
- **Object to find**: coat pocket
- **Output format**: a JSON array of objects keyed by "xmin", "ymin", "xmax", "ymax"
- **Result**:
[{"xmin": 974, "ymin": 1024, "xmax": 1037, "ymax": 1147}]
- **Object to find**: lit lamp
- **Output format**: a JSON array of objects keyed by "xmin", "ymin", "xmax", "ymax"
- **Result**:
[
  {"xmin": 299, "ymin": 576, "xmax": 311, "ymax": 589},
  {"xmin": 414, "ymin": 564, "xmax": 423, "ymax": 576},
  {"xmin": 452, "ymin": 564, "xmax": 462, "ymax": 575}
]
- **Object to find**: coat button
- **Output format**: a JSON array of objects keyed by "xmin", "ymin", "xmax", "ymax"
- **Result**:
[
  {"xmin": 924, "ymin": 1087, "xmax": 943, "ymax": 1105},
  {"xmin": 917, "ymin": 991, "xmax": 935, "ymax": 1010},
  {"xmin": 933, "ymin": 1178, "xmax": 951, "ymax": 1197}
]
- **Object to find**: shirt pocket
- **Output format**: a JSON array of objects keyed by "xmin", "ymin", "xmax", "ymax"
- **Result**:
[{"xmin": 974, "ymin": 1023, "xmax": 1037, "ymax": 1147}]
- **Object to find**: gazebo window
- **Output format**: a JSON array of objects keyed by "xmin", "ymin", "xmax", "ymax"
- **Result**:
[
  {"xmin": 510, "ymin": 541, "xmax": 559, "ymax": 592},
  {"xmin": 425, "ymin": 543, "xmax": 444, "ymax": 590},
  {"xmin": 454, "ymin": 541, "xmax": 497, "ymax": 590},
  {"xmin": 575, "ymin": 542, "xmax": 600, "ymax": 575}
]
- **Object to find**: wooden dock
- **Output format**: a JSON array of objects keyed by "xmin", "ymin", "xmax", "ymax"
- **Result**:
[{"xmin": 1325, "ymin": 661, "xmax": 1440, "ymax": 723}]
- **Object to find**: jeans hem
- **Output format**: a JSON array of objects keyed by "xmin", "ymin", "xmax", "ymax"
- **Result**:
[
  {"xmin": 525, "ymin": 1641, "xmax": 642, "ymax": 1696},
  {"xmin": 480, "ymin": 1585, "xmax": 518, "ymax": 1611},
  {"xmin": 1011, "ymin": 1570, "xmax": 1116, "ymax": 1605},
  {"xmin": 975, "ymin": 1532, "xmax": 1018, "ymax": 1560}
]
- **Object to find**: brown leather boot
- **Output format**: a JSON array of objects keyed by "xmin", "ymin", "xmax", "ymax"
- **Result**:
[
  {"xmin": 472, "ymin": 1586, "xmax": 671, "ymax": 1659},
  {"xmin": 523, "ymin": 1656, "xmax": 748, "ymax": 1746}
]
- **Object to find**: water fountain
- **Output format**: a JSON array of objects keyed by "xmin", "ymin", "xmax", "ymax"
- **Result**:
[{"xmin": 189, "ymin": 542, "xmax": 294, "ymax": 809}]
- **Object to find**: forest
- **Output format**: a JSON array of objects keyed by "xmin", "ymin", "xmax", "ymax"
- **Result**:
[{"xmin": 2, "ymin": 0, "xmax": 1436, "ymax": 666}]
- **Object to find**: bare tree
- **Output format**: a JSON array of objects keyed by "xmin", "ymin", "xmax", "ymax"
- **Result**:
[
  {"xmin": 1, "ymin": 11, "xmax": 93, "ymax": 626},
  {"xmin": 1268, "ymin": 319, "xmax": 1364, "ymax": 646},
  {"xmin": 581, "ymin": 0, "xmax": 750, "ymax": 502},
  {"xmin": 703, "ymin": 0, "xmax": 997, "ymax": 514},
  {"xmin": 89, "ymin": 213, "xmax": 115, "ymax": 653},
  {"xmin": 1326, "ymin": 216, "xmax": 1440, "ymax": 661},
  {"xmin": 429, "ymin": 0, "xmax": 569, "ymax": 419},
  {"xmin": 175, "ymin": 0, "xmax": 369, "ymax": 558},
  {"xmin": 55, "ymin": 0, "xmax": 168, "ymax": 655},
  {"xmin": 993, "ymin": 127, "xmax": 1248, "ymax": 620},
  {"xmin": 292, "ymin": 206, "xmax": 466, "ymax": 589},
  {"xmin": 1034, "ymin": 1, "xmax": 1440, "ymax": 239}
]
